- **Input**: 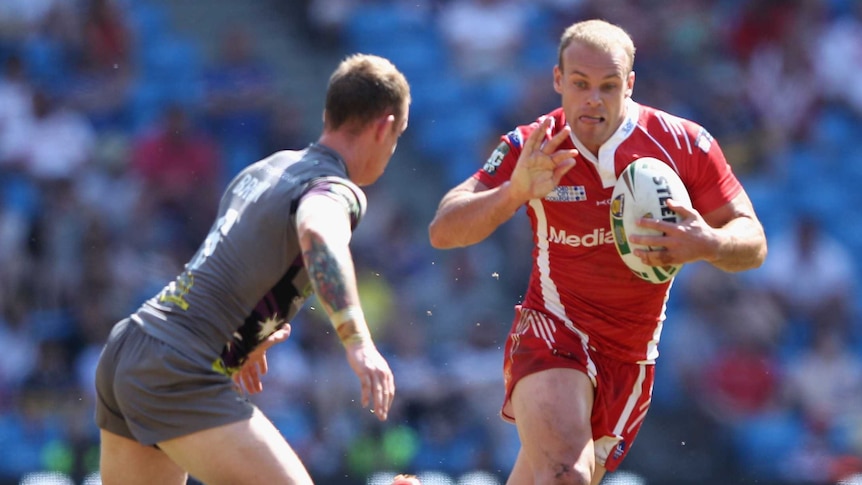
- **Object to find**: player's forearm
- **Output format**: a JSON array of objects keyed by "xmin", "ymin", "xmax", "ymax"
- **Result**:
[
  {"xmin": 300, "ymin": 232, "xmax": 371, "ymax": 346},
  {"xmin": 429, "ymin": 181, "xmax": 525, "ymax": 248},
  {"xmin": 707, "ymin": 216, "xmax": 767, "ymax": 272}
]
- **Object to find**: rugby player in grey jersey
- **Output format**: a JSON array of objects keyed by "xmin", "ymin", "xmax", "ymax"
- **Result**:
[{"xmin": 95, "ymin": 53, "xmax": 410, "ymax": 485}]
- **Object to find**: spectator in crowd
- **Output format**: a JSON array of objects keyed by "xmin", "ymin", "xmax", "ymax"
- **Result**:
[
  {"xmin": 757, "ymin": 214, "xmax": 856, "ymax": 331},
  {"xmin": 437, "ymin": 0, "xmax": 528, "ymax": 81},
  {"xmin": 203, "ymin": 25, "xmax": 277, "ymax": 182},
  {"xmin": 4, "ymin": 88, "xmax": 95, "ymax": 182},
  {"xmin": 81, "ymin": 0, "xmax": 131, "ymax": 70},
  {"xmin": 129, "ymin": 104, "xmax": 222, "ymax": 251}
]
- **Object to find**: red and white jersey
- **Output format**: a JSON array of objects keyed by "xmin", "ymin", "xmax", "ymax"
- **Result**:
[{"xmin": 475, "ymin": 99, "xmax": 742, "ymax": 363}]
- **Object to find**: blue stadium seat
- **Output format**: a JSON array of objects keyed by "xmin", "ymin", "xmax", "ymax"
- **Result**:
[
  {"xmin": 408, "ymin": 70, "xmax": 468, "ymax": 121},
  {"xmin": 139, "ymin": 34, "xmax": 203, "ymax": 107},
  {"xmin": 126, "ymin": 1, "xmax": 170, "ymax": 47},
  {"xmin": 731, "ymin": 410, "xmax": 806, "ymax": 477},
  {"xmin": 344, "ymin": 2, "xmax": 427, "ymax": 53}
]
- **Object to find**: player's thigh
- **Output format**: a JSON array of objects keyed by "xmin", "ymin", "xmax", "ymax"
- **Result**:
[
  {"xmin": 157, "ymin": 407, "xmax": 313, "ymax": 485},
  {"xmin": 511, "ymin": 368, "xmax": 596, "ymax": 480},
  {"xmin": 100, "ymin": 429, "xmax": 187, "ymax": 485}
]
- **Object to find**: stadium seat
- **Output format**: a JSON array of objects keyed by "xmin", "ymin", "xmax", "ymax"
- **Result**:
[
  {"xmin": 343, "ymin": 2, "xmax": 428, "ymax": 53},
  {"xmin": 731, "ymin": 410, "xmax": 806, "ymax": 476},
  {"xmin": 126, "ymin": 1, "xmax": 170, "ymax": 47}
]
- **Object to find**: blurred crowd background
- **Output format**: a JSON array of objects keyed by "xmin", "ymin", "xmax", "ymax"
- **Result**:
[{"xmin": 0, "ymin": 0, "xmax": 861, "ymax": 484}]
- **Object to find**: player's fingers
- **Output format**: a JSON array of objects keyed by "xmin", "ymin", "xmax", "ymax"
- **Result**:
[
  {"xmin": 373, "ymin": 379, "xmax": 386, "ymax": 420},
  {"xmin": 273, "ymin": 325, "xmax": 291, "ymax": 342},
  {"xmin": 551, "ymin": 147, "xmax": 579, "ymax": 164},
  {"xmin": 239, "ymin": 371, "xmax": 250, "ymax": 394},
  {"xmin": 251, "ymin": 364, "xmax": 265, "ymax": 393},
  {"xmin": 552, "ymin": 157, "xmax": 577, "ymax": 183},
  {"xmin": 375, "ymin": 372, "xmax": 395, "ymax": 421},
  {"xmin": 633, "ymin": 216, "xmax": 674, "ymax": 233},
  {"xmin": 360, "ymin": 374, "xmax": 371, "ymax": 409},
  {"xmin": 543, "ymin": 123, "xmax": 571, "ymax": 153},
  {"xmin": 258, "ymin": 354, "xmax": 269, "ymax": 376},
  {"xmin": 385, "ymin": 373, "xmax": 396, "ymax": 417},
  {"xmin": 525, "ymin": 117, "xmax": 552, "ymax": 153},
  {"xmin": 246, "ymin": 369, "xmax": 258, "ymax": 393},
  {"xmin": 665, "ymin": 198, "xmax": 694, "ymax": 217},
  {"xmin": 634, "ymin": 247, "xmax": 672, "ymax": 266}
]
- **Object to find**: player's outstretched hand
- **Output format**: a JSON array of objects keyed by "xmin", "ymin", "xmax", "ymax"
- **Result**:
[
  {"xmin": 509, "ymin": 117, "xmax": 578, "ymax": 204},
  {"xmin": 233, "ymin": 325, "xmax": 292, "ymax": 395},
  {"xmin": 344, "ymin": 341, "xmax": 395, "ymax": 421},
  {"xmin": 630, "ymin": 199, "xmax": 718, "ymax": 267}
]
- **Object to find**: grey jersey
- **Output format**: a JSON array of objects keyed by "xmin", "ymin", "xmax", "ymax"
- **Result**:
[{"xmin": 132, "ymin": 143, "xmax": 366, "ymax": 375}]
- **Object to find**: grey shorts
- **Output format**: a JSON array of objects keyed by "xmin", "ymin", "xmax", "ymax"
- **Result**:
[{"xmin": 94, "ymin": 318, "xmax": 255, "ymax": 446}]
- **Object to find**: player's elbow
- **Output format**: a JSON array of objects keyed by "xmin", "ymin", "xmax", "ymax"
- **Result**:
[
  {"xmin": 428, "ymin": 221, "xmax": 455, "ymax": 249},
  {"xmin": 745, "ymin": 226, "xmax": 769, "ymax": 270},
  {"xmin": 752, "ymin": 240, "xmax": 768, "ymax": 269}
]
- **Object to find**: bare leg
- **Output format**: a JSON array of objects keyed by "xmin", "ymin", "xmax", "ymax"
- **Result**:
[
  {"xmin": 100, "ymin": 430, "xmax": 187, "ymax": 485},
  {"xmin": 506, "ymin": 448, "xmax": 533, "ymax": 485},
  {"xmin": 592, "ymin": 464, "xmax": 606, "ymax": 485},
  {"xmin": 509, "ymin": 448, "xmax": 606, "ymax": 485},
  {"xmin": 157, "ymin": 407, "xmax": 313, "ymax": 485},
  {"xmin": 510, "ymin": 368, "xmax": 596, "ymax": 485}
]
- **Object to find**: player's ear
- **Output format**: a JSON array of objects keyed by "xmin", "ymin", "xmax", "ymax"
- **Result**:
[
  {"xmin": 625, "ymin": 71, "xmax": 635, "ymax": 98},
  {"xmin": 553, "ymin": 65, "xmax": 564, "ymax": 95},
  {"xmin": 374, "ymin": 113, "xmax": 395, "ymax": 141}
]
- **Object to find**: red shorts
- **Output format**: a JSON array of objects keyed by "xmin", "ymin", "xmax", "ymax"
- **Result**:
[{"xmin": 501, "ymin": 306, "xmax": 655, "ymax": 472}]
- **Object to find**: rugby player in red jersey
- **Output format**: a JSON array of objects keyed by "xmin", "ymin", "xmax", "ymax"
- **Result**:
[{"xmin": 429, "ymin": 19, "xmax": 767, "ymax": 485}]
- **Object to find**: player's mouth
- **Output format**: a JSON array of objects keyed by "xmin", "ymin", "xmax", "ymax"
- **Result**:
[{"xmin": 579, "ymin": 115, "xmax": 605, "ymax": 124}]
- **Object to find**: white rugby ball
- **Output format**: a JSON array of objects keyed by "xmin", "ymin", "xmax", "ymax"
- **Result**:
[{"xmin": 609, "ymin": 157, "xmax": 692, "ymax": 284}]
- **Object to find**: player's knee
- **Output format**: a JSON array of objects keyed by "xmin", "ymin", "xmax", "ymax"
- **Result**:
[{"xmin": 535, "ymin": 461, "xmax": 592, "ymax": 485}]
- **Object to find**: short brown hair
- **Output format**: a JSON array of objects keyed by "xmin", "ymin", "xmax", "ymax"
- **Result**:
[
  {"xmin": 558, "ymin": 19, "xmax": 636, "ymax": 73},
  {"xmin": 324, "ymin": 53, "xmax": 411, "ymax": 131}
]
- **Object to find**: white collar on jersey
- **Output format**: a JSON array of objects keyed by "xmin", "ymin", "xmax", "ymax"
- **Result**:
[{"xmin": 568, "ymin": 98, "xmax": 640, "ymax": 189}]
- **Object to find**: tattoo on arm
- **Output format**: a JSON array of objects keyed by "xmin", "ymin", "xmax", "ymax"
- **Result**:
[{"xmin": 302, "ymin": 233, "xmax": 349, "ymax": 314}]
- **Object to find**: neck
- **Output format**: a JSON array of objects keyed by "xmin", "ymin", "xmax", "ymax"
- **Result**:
[{"xmin": 318, "ymin": 131, "xmax": 363, "ymax": 183}]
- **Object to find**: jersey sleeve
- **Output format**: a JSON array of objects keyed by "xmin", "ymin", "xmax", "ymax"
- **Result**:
[
  {"xmin": 302, "ymin": 176, "xmax": 368, "ymax": 230},
  {"xmin": 682, "ymin": 125, "xmax": 743, "ymax": 215},
  {"xmin": 474, "ymin": 127, "xmax": 526, "ymax": 188}
]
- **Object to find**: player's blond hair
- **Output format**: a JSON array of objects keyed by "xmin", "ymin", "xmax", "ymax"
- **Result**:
[
  {"xmin": 558, "ymin": 19, "xmax": 636, "ymax": 73},
  {"xmin": 325, "ymin": 53, "xmax": 411, "ymax": 132}
]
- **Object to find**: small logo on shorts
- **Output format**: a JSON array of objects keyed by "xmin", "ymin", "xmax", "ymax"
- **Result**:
[{"xmin": 612, "ymin": 440, "xmax": 626, "ymax": 460}]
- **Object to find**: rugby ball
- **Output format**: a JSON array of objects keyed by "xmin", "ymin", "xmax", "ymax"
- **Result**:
[{"xmin": 609, "ymin": 157, "xmax": 691, "ymax": 284}]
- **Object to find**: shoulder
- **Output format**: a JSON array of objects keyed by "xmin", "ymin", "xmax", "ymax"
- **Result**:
[
  {"xmin": 635, "ymin": 102, "xmax": 721, "ymax": 164},
  {"xmin": 637, "ymin": 103, "xmax": 706, "ymax": 137},
  {"xmin": 304, "ymin": 176, "xmax": 367, "ymax": 225}
]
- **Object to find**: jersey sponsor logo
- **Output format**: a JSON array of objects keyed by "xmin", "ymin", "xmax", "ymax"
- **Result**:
[
  {"xmin": 548, "ymin": 226, "xmax": 615, "ymax": 247},
  {"xmin": 483, "ymin": 141, "xmax": 509, "ymax": 174},
  {"xmin": 506, "ymin": 129, "xmax": 523, "ymax": 148},
  {"xmin": 621, "ymin": 117, "xmax": 636, "ymax": 137},
  {"xmin": 695, "ymin": 127, "xmax": 713, "ymax": 153},
  {"xmin": 544, "ymin": 185, "xmax": 586, "ymax": 202}
]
